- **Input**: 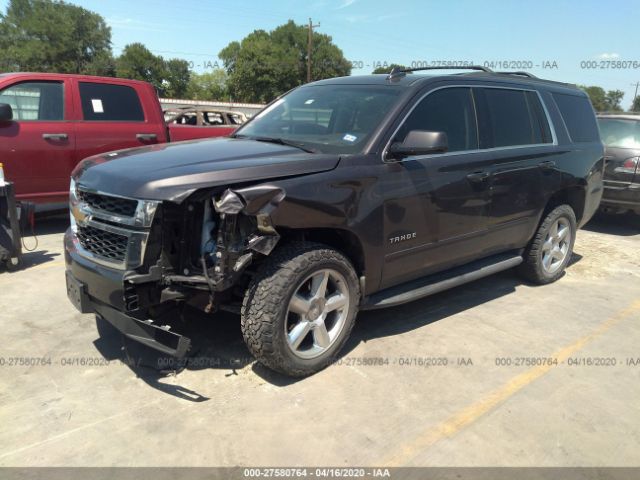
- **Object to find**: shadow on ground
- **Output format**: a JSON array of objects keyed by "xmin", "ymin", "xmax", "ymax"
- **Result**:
[
  {"xmin": 0, "ymin": 215, "xmax": 68, "ymax": 273},
  {"xmin": 90, "ymin": 250, "xmax": 586, "ymax": 393},
  {"xmin": 21, "ymin": 215, "xmax": 68, "ymax": 267},
  {"xmin": 583, "ymin": 212, "xmax": 639, "ymax": 237}
]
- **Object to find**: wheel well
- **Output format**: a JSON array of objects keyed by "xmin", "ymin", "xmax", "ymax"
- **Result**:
[
  {"xmin": 545, "ymin": 187, "xmax": 585, "ymax": 224},
  {"xmin": 280, "ymin": 228, "xmax": 366, "ymax": 276}
]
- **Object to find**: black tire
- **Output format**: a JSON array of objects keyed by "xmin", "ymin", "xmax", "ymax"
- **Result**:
[
  {"xmin": 518, "ymin": 204, "xmax": 576, "ymax": 285},
  {"xmin": 5, "ymin": 256, "xmax": 22, "ymax": 272},
  {"xmin": 241, "ymin": 242, "xmax": 360, "ymax": 377}
]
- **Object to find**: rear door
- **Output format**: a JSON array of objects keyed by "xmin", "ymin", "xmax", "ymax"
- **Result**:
[
  {"xmin": 72, "ymin": 80, "xmax": 165, "ymax": 163},
  {"xmin": 474, "ymin": 86, "xmax": 556, "ymax": 249},
  {"xmin": 0, "ymin": 78, "xmax": 76, "ymax": 205}
]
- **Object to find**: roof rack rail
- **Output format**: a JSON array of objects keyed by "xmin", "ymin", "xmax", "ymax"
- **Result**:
[
  {"xmin": 495, "ymin": 71, "xmax": 538, "ymax": 78},
  {"xmin": 387, "ymin": 65, "xmax": 493, "ymax": 80}
]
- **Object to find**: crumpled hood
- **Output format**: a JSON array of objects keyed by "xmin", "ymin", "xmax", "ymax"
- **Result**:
[{"xmin": 74, "ymin": 137, "xmax": 341, "ymax": 202}]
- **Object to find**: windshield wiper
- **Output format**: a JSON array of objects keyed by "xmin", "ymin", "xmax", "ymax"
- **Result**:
[{"xmin": 235, "ymin": 135, "xmax": 318, "ymax": 153}]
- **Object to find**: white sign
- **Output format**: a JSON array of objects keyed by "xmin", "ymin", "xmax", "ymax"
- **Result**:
[{"xmin": 91, "ymin": 99, "xmax": 104, "ymax": 113}]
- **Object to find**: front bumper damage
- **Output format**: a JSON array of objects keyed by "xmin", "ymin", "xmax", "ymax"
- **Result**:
[
  {"xmin": 64, "ymin": 185, "xmax": 286, "ymax": 358},
  {"xmin": 65, "ymin": 230, "xmax": 191, "ymax": 357}
]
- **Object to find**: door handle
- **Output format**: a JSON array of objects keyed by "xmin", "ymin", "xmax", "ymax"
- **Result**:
[
  {"xmin": 538, "ymin": 160, "xmax": 556, "ymax": 170},
  {"xmin": 136, "ymin": 133, "xmax": 157, "ymax": 141},
  {"xmin": 466, "ymin": 171, "xmax": 489, "ymax": 183},
  {"xmin": 42, "ymin": 133, "xmax": 68, "ymax": 140}
]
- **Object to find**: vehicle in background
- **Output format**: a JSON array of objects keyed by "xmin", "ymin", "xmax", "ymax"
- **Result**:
[
  {"xmin": 65, "ymin": 66, "xmax": 604, "ymax": 377},
  {"xmin": 597, "ymin": 114, "xmax": 640, "ymax": 215},
  {"xmin": 164, "ymin": 107, "xmax": 246, "ymax": 141},
  {"xmin": 0, "ymin": 73, "xmax": 237, "ymax": 208}
]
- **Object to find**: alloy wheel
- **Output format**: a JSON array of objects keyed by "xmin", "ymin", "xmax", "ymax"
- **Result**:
[
  {"xmin": 285, "ymin": 269, "xmax": 350, "ymax": 359},
  {"xmin": 541, "ymin": 217, "xmax": 572, "ymax": 274}
]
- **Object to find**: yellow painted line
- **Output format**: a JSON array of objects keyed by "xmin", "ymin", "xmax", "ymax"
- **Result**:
[{"xmin": 385, "ymin": 299, "xmax": 640, "ymax": 466}]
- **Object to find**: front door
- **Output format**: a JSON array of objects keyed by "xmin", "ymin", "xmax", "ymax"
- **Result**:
[
  {"xmin": 381, "ymin": 86, "xmax": 492, "ymax": 289},
  {"xmin": 0, "ymin": 79, "xmax": 76, "ymax": 205}
]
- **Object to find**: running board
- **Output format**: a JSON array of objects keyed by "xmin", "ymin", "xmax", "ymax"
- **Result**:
[{"xmin": 360, "ymin": 252, "xmax": 523, "ymax": 310}]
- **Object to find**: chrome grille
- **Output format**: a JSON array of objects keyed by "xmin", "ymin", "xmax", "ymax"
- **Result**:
[
  {"xmin": 77, "ymin": 190, "xmax": 137, "ymax": 217},
  {"xmin": 70, "ymin": 182, "xmax": 160, "ymax": 269},
  {"xmin": 76, "ymin": 224, "xmax": 128, "ymax": 262}
]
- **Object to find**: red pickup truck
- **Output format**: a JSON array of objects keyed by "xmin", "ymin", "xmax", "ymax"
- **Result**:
[{"xmin": 0, "ymin": 73, "xmax": 238, "ymax": 207}]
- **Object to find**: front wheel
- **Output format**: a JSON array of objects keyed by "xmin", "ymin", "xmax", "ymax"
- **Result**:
[
  {"xmin": 518, "ymin": 204, "xmax": 576, "ymax": 284},
  {"xmin": 241, "ymin": 242, "xmax": 360, "ymax": 377}
]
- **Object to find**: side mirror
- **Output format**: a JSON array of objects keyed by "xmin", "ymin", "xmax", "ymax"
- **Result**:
[
  {"xmin": 387, "ymin": 130, "xmax": 448, "ymax": 160},
  {"xmin": 0, "ymin": 103, "xmax": 13, "ymax": 122}
]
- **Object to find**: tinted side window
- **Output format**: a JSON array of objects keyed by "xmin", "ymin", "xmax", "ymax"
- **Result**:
[
  {"xmin": 79, "ymin": 82, "xmax": 144, "ymax": 121},
  {"xmin": 0, "ymin": 81, "xmax": 64, "ymax": 121},
  {"xmin": 480, "ymin": 88, "xmax": 547, "ymax": 147},
  {"xmin": 552, "ymin": 93, "xmax": 599, "ymax": 143},
  {"xmin": 525, "ymin": 91, "xmax": 553, "ymax": 144},
  {"xmin": 397, "ymin": 88, "xmax": 478, "ymax": 152}
]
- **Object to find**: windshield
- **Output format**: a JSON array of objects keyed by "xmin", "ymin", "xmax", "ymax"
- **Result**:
[
  {"xmin": 598, "ymin": 118, "xmax": 640, "ymax": 149},
  {"xmin": 234, "ymin": 85, "xmax": 403, "ymax": 154}
]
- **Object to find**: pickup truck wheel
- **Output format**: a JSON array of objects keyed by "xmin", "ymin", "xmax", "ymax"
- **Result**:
[
  {"xmin": 518, "ymin": 204, "xmax": 576, "ymax": 285},
  {"xmin": 241, "ymin": 242, "xmax": 360, "ymax": 377}
]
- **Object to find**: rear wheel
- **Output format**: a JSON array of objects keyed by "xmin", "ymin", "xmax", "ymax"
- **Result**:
[
  {"xmin": 518, "ymin": 204, "xmax": 576, "ymax": 284},
  {"xmin": 241, "ymin": 242, "xmax": 359, "ymax": 377}
]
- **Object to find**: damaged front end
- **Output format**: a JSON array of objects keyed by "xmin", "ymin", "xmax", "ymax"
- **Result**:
[{"xmin": 66, "ymin": 182, "xmax": 286, "ymax": 358}]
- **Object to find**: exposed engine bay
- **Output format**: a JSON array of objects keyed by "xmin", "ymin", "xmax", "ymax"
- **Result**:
[{"xmin": 72, "ymin": 184, "xmax": 286, "ymax": 319}]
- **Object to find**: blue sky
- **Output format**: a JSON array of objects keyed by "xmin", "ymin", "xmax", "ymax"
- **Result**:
[{"xmin": 2, "ymin": 0, "xmax": 639, "ymax": 107}]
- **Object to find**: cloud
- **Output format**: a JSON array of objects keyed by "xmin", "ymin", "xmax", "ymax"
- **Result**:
[
  {"xmin": 597, "ymin": 53, "xmax": 620, "ymax": 60},
  {"xmin": 343, "ymin": 12, "xmax": 407, "ymax": 23},
  {"xmin": 336, "ymin": 0, "xmax": 357, "ymax": 9},
  {"xmin": 106, "ymin": 16, "xmax": 165, "ymax": 32},
  {"xmin": 375, "ymin": 13, "xmax": 407, "ymax": 22}
]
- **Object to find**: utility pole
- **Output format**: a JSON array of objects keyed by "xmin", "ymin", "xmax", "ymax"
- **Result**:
[
  {"xmin": 307, "ymin": 18, "xmax": 321, "ymax": 83},
  {"xmin": 632, "ymin": 81, "xmax": 640, "ymax": 111}
]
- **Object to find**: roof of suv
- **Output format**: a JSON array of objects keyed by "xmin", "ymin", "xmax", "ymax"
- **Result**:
[{"xmin": 311, "ymin": 71, "xmax": 580, "ymax": 92}]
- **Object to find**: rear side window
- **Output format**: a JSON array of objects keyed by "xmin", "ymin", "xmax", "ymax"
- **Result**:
[
  {"xmin": 552, "ymin": 93, "xmax": 599, "ymax": 143},
  {"xmin": 396, "ymin": 87, "xmax": 478, "ymax": 152},
  {"xmin": 479, "ymin": 88, "xmax": 551, "ymax": 148},
  {"xmin": 0, "ymin": 81, "xmax": 64, "ymax": 121},
  {"xmin": 79, "ymin": 82, "xmax": 144, "ymax": 121}
]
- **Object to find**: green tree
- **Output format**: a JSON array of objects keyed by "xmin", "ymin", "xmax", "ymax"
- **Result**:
[
  {"xmin": 580, "ymin": 86, "xmax": 607, "ymax": 111},
  {"xmin": 0, "ymin": 0, "xmax": 111, "ymax": 73},
  {"xmin": 605, "ymin": 89, "xmax": 624, "ymax": 112},
  {"xmin": 163, "ymin": 58, "xmax": 191, "ymax": 98},
  {"xmin": 186, "ymin": 70, "xmax": 228, "ymax": 101},
  {"xmin": 579, "ymin": 85, "xmax": 624, "ymax": 112},
  {"xmin": 82, "ymin": 51, "xmax": 116, "ymax": 77},
  {"xmin": 631, "ymin": 95, "xmax": 640, "ymax": 112},
  {"xmin": 372, "ymin": 64, "xmax": 408, "ymax": 74},
  {"xmin": 115, "ymin": 43, "xmax": 166, "ymax": 90},
  {"xmin": 219, "ymin": 20, "xmax": 351, "ymax": 103}
]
